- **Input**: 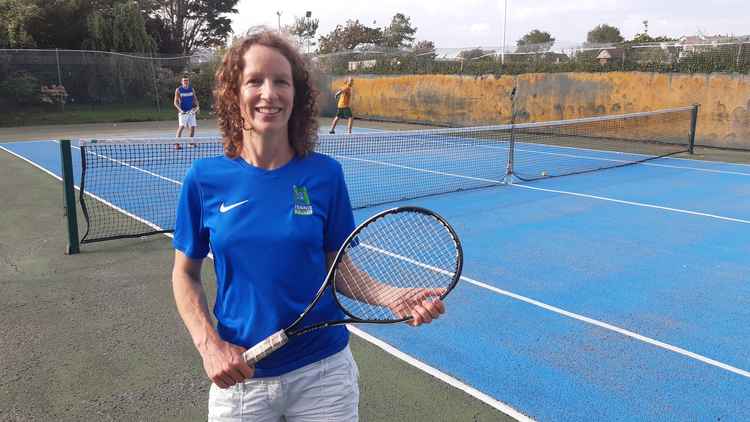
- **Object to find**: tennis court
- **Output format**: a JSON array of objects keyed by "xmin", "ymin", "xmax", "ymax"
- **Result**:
[{"xmin": 2, "ymin": 112, "xmax": 749, "ymax": 420}]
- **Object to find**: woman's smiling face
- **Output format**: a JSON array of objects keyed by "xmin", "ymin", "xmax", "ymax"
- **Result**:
[{"xmin": 238, "ymin": 44, "xmax": 295, "ymax": 136}]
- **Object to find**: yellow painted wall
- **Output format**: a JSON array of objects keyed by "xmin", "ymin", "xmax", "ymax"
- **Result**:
[{"xmin": 330, "ymin": 73, "xmax": 750, "ymax": 148}]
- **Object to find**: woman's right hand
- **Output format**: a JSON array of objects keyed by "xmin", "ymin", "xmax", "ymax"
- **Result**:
[{"xmin": 199, "ymin": 338, "xmax": 254, "ymax": 388}]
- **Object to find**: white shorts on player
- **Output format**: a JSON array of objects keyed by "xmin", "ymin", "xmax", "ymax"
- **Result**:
[
  {"xmin": 207, "ymin": 346, "xmax": 359, "ymax": 421},
  {"xmin": 178, "ymin": 110, "xmax": 197, "ymax": 128}
]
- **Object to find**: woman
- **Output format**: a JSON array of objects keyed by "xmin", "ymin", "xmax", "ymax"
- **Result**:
[{"xmin": 171, "ymin": 29, "xmax": 446, "ymax": 421}]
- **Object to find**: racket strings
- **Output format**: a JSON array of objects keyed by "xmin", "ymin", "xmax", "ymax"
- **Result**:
[{"xmin": 334, "ymin": 211, "xmax": 459, "ymax": 321}]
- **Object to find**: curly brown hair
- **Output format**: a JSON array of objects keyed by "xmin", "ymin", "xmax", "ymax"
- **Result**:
[{"xmin": 213, "ymin": 29, "xmax": 319, "ymax": 158}]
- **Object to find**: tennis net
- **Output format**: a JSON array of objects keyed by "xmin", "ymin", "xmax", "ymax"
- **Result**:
[
  {"xmin": 508, "ymin": 106, "xmax": 697, "ymax": 181},
  {"xmin": 66, "ymin": 105, "xmax": 696, "ymax": 245}
]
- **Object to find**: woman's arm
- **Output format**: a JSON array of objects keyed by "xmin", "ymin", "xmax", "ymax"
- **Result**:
[
  {"xmin": 326, "ymin": 252, "xmax": 445, "ymax": 326},
  {"xmin": 172, "ymin": 250, "xmax": 252, "ymax": 387}
]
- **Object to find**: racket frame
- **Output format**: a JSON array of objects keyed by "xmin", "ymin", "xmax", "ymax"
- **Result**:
[{"xmin": 242, "ymin": 206, "xmax": 463, "ymax": 364}]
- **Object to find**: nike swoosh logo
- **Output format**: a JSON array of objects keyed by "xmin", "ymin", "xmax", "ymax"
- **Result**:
[{"xmin": 219, "ymin": 200, "xmax": 249, "ymax": 213}]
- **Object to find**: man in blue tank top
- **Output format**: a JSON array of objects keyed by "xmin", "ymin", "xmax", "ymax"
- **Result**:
[{"xmin": 174, "ymin": 76, "xmax": 200, "ymax": 147}]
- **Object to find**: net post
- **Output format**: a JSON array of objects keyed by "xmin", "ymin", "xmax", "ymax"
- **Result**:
[
  {"xmin": 504, "ymin": 82, "xmax": 518, "ymax": 185},
  {"xmin": 688, "ymin": 103, "xmax": 700, "ymax": 154},
  {"xmin": 59, "ymin": 139, "xmax": 80, "ymax": 254},
  {"xmin": 504, "ymin": 131, "xmax": 515, "ymax": 185}
]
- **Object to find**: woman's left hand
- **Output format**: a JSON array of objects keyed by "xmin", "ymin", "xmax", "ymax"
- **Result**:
[{"xmin": 387, "ymin": 288, "xmax": 446, "ymax": 326}]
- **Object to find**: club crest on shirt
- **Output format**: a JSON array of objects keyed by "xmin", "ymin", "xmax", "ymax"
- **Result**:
[{"xmin": 292, "ymin": 185, "xmax": 313, "ymax": 216}]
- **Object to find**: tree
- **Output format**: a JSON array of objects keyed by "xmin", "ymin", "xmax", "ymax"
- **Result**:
[
  {"xmin": 458, "ymin": 48, "xmax": 493, "ymax": 60},
  {"xmin": 23, "ymin": 0, "xmax": 91, "ymax": 49},
  {"xmin": 318, "ymin": 20, "xmax": 382, "ymax": 54},
  {"xmin": 85, "ymin": 2, "xmax": 156, "ymax": 52},
  {"xmin": 414, "ymin": 40, "xmax": 436, "ymax": 57},
  {"xmin": 412, "ymin": 40, "xmax": 436, "ymax": 72},
  {"xmin": 0, "ymin": 0, "xmax": 40, "ymax": 48},
  {"xmin": 414, "ymin": 40, "xmax": 435, "ymax": 51},
  {"xmin": 0, "ymin": 0, "xmax": 157, "ymax": 50},
  {"xmin": 287, "ymin": 14, "xmax": 319, "ymax": 52},
  {"xmin": 381, "ymin": 13, "xmax": 417, "ymax": 49},
  {"xmin": 145, "ymin": 0, "xmax": 239, "ymax": 54},
  {"xmin": 0, "ymin": 72, "xmax": 41, "ymax": 105},
  {"xmin": 516, "ymin": 29, "xmax": 555, "ymax": 53},
  {"xmin": 629, "ymin": 21, "xmax": 676, "ymax": 44},
  {"xmin": 586, "ymin": 24, "xmax": 624, "ymax": 45}
]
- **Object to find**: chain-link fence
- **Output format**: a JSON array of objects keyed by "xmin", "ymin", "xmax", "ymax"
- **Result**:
[
  {"xmin": 0, "ymin": 49, "xmax": 219, "ymax": 112},
  {"xmin": 0, "ymin": 47, "xmax": 348, "ymax": 124},
  {"xmin": 313, "ymin": 39, "xmax": 750, "ymax": 76},
  {"xmin": 2, "ymin": 40, "xmax": 748, "ymax": 147},
  {"xmin": 2, "ymin": 39, "xmax": 747, "ymax": 113}
]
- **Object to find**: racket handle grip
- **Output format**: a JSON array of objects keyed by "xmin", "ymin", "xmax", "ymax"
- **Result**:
[{"xmin": 242, "ymin": 330, "xmax": 288, "ymax": 365}]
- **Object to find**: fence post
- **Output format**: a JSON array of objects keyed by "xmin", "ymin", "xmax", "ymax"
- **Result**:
[
  {"xmin": 150, "ymin": 53, "xmax": 161, "ymax": 113},
  {"xmin": 737, "ymin": 42, "xmax": 743, "ymax": 69},
  {"xmin": 55, "ymin": 48, "xmax": 64, "ymax": 111}
]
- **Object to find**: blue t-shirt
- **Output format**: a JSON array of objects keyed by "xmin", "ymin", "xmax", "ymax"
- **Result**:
[
  {"xmin": 173, "ymin": 152, "xmax": 356, "ymax": 377},
  {"xmin": 178, "ymin": 86, "xmax": 194, "ymax": 111}
]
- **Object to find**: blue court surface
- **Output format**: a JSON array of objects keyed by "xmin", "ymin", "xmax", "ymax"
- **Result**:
[{"xmin": 2, "ymin": 130, "xmax": 749, "ymax": 421}]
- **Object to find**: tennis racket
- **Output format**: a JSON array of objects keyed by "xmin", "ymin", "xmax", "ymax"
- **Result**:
[{"xmin": 242, "ymin": 206, "xmax": 463, "ymax": 365}]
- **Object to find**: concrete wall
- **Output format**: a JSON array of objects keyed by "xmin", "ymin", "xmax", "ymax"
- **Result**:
[{"xmin": 330, "ymin": 72, "xmax": 750, "ymax": 148}]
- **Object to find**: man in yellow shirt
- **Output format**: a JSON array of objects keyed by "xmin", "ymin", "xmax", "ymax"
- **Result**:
[{"xmin": 328, "ymin": 77, "xmax": 353, "ymax": 134}]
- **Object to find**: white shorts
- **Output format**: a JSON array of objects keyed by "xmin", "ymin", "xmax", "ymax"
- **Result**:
[
  {"xmin": 178, "ymin": 111, "xmax": 197, "ymax": 127},
  {"xmin": 208, "ymin": 345, "xmax": 359, "ymax": 422}
]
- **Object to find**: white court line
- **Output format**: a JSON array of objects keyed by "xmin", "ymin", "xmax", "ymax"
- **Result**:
[
  {"xmin": 473, "ymin": 142, "xmax": 750, "ymax": 177},
  {"xmin": 71, "ymin": 143, "xmax": 750, "ymax": 226},
  {"xmin": 359, "ymin": 232, "xmax": 750, "ymax": 381},
  {"xmin": 3, "ymin": 142, "xmax": 530, "ymax": 420},
  {"xmin": 333, "ymin": 154, "xmax": 504, "ymax": 185},
  {"xmin": 357, "ymin": 125, "xmax": 750, "ymax": 169},
  {"xmin": 0, "ymin": 142, "xmax": 171, "ymax": 235},
  {"xmin": 336, "ymin": 151, "xmax": 750, "ymax": 225},
  {"xmin": 72, "ymin": 144, "xmax": 183, "ymax": 186},
  {"xmin": 347, "ymin": 326, "xmax": 535, "ymax": 421},
  {"xmin": 511, "ymin": 146, "xmax": 750, "ymax": 177},
  {"xmin": 511, "ymin": 183, "xmax": 750, "ymax": 224},
  {"xmin": 463, "ymin": 276, "xmax": 750, "ymax": 379},
  {"xmin": 0, "ymin": 139, "xmax": 58, "ymax": 145},
  {"xmin": 0, "ymin": 142, "xmax": 61, "ymax": 180},
  {"xmin": 361, "ymin": 243, "xmax": 457, "ymax": 278},
  {"xmin": 8, "ymin": 138, "xmax": 750, "ymax": 414},
  {"xmin": 68, "ymin": 145, "xmax": 183, "ymax": 234},
  {"xmin": 400, "ymin": 129, "xmax": 750, "ymax": 176},
  {"xmin": 627, "ymin": 160, "xmax": 750, "ymax": 176}
]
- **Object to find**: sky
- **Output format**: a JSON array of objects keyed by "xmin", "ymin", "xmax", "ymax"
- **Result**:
[{"xmin": 231, "ymin": 0, "xmax": 750, "ymax": 50}]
